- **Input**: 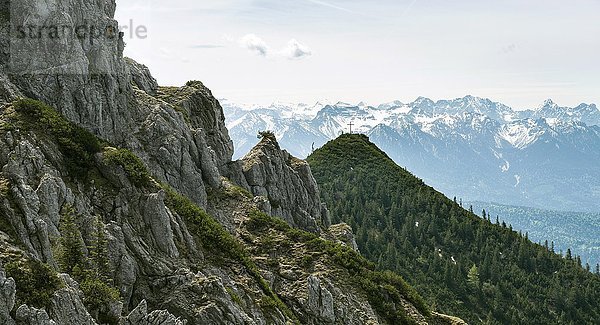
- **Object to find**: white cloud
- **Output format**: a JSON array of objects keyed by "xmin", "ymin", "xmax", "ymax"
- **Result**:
[
  {"xmin": 239, "ymin": 34, "xmax": 270, "ymax": 57},
  {"xmin": 281, "ymin": 39, "xmax": 313, "ymax": 60},
  {"xmin": 239, "ymin": 34, "xmax": 312, "ymax": 60}
]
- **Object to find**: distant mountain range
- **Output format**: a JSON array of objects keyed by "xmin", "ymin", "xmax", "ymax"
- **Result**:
[{"xmin": 221, "ymin": 96, "xmax": 600, "ymax": 212}]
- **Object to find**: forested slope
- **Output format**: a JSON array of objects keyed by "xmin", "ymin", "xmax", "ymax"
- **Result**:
[{"xmin": 307, "ymin": 134, "xmax": 600, "ymax": 324}]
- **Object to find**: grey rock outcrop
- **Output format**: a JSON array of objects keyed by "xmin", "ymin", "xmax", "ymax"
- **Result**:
[
  {"xmin": 125, "ymin": 82, "xmax": 234, "ymax": 207},
  {"xmin": 0, "ymin": 261, "xmax": 16, "ymax": 325},
  {"xmin": 15, "ymin": 305, "xmax": 55, "ymax": 325},
  {"xmin": 0, "ymin": 72, "xmax": 21, "ymax": 104},
  {"xmin": 328, "ymin": 223, "xmax": 360, "ymax": 252},
  {"xmin": 160, "ymin": 81, "xmax": 234, "ymax": 170},
  {"xmin": 234, "ymin": 135, "xmax": 330, "ymax": 232},
  {"xmin": 123, "ymin": 300, "xmax": 185, "ymax": 325},
  {"xmin": 307, "ymin": 276, "xmax": 335, "ymax": 323},
  {"xmin": 125, "ymin": 58, "xmax": 158, "ymax": 95},
  {"xmin": 5, "ymin": 0, "xmax": 131, "ymax": 142},
  {"xmin": 48, "ymin": 287, "xmax": 96, "ymax": 325}
]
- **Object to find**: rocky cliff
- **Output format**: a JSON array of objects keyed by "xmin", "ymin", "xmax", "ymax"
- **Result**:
[
  {"xmin": 232, "ymin": 133, "xmax": 330, "ymax": 233},
  {"xmin": 0, "ymin": 1, "xmax": 464, "ymax": 324}
]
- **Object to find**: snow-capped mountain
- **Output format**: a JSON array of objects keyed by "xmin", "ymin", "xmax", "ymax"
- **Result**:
[
  {"xmin": 222, "ymin": 96, "xmax": 600, "ymax": 212},
  {"xmin": 521, "ymin": 99, "xmax": 600, "ymax": 126}
]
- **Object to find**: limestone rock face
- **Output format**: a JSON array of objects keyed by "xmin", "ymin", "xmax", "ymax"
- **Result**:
[
  {"xmin": 0, "ymin": 129, "xmax": 263, "ymax": 324},
  {"xmin": 15, "ymin": 305, "xmax": 55, "ymax": 325},
  {"xmin": 125, "ymin": 58, "xmax": 158, "ymax": 95},
  {"xmin": 123, "ymin": 300, "xmax": 185, "ymax": 325},
  {"xmin": 0, "ymin": 72, "xmax": 21, "ymax": 104},
  {"xmin": 307, "ymin": 276, "xmax": 335, "ymax": 323},
  {"xmin": 161, "ymin": 81, "xmax": 235, "ymax": 170},
  {"xmin": 1, "ymin": 1, "xmax": 232, "ymax": 210},
  {"xmin": 124, "ymin": 83, "xmax": 231, "ymax": 207},
  {"xmin": 235, "ymin": 136, "xmax": 330, "ymax": 232},
  {"xmin": 0, "ymin": 261, "xmax": 16, "ymax": 325},
  {"xmin": 4, "ymin": 0, "xmax": 130, "ymax": 142},
  {"xmin": 48, "ymin": 287, "xmax": 96, "ymax": 325}
]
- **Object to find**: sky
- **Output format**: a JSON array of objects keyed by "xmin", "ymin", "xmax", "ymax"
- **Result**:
[{"xmin": 115, "ymin": 0, "xmax": 600, "ymax": 109}]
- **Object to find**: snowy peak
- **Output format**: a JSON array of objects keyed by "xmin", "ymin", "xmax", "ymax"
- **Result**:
[
  {"xmin": 403, "ymin": 95, "xmax": 516, "ymax": 122},
  {"xmin": 377, "ymin": 100, "xmax": 404, "ymax": 110},
  {"xmin": 334, "ymin": 101, "xmax": 354, "ymax": 108},
  {"xmin": 539, "ymin": 99, "xmax": 558, "ymax": 110},
  {"xmin": 524, "ymin": 99, "xmax": 600, "ymax": 126},
  {"xmin": 410, "ymin": 96, "xmax": 436, "ymax": 111},
  {"xmin": 224, "ymin": 95, "xmax": 599, "ymax": 160}
]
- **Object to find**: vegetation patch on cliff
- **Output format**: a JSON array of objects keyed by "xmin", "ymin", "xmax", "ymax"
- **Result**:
[
  {"xmin": 13, "ymin": 99, "xmax": 103, "ymax": 178},
  {"xmin": 103, "ymin": 148, "xmax": 154, "ymax": 188},
  {"xmin": 162, "ymin": 186, "xmax": 299, "ymax": 323},
  {"xmin": 4, "ymin": 258, "xmax": 63, "ymax": 310},
  {"xmin": 56, "ymin": 206, "xmax": 121, "ymax": 324},
  {"xmin": 246, "ymin": 210, "xmax": 430, "ymax": 324}
]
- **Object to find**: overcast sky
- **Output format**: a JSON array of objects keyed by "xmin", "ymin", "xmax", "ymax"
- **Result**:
[{"xmin": 115, "ymin": 0, "xmax": 600, "ymax": 109}]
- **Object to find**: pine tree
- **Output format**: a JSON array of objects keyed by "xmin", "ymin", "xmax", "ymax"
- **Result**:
[
  {"xmin": 467, "ymin": 264, "xmax": 480, "ymax": 287},
  {"xmin": 566, "ymin": 249, "xmax": 572, "ymax": 260},
  {"xmin": 57, "ymin": 206, "xmax": 85, "ymax": 276},
  {"xmin": 89, "ymin": 217, "xmax": 111, "ymax": 283},
  {"xmin": 596, "ymin": 264, "xmax": 599, "ymax": 275}
]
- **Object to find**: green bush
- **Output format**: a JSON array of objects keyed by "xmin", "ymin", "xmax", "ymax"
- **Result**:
[
  {"xmin": 208, "ymin": 184, "xmax": 253, "ymax": 201},
  {"xmin": 80, "ymin": 277, "xmax": 120, "ymax": 324},
  {"xmin": 103, "ymin": 148, "xmax": 153, "ymax": 188},
  {"xmin": 224, "ymin": 185, "xmax": 253, "ymax": 200},
  {"xmin": 4, "ymin": 259, "xmax": 63, "ymax": 310},
  {"xmin": 163, "ymin": 186, "xmax": 245, "ymax": 260},
  {"xmin": 226, "ymin": 287, "xmax": 243, "ymax": 306},
  {"xmin": 13, "ymin": 98, "xmax": 102, "ymax": 178},
  {"xmin": 55, "ymin": 207, "xmax": 120, "ymax": 324},
  {"xmin": 80, "ymin": 277, "xmax": 120, "ymax": 309}
]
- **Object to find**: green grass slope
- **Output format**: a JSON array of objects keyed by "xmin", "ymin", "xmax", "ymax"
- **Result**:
[{"xmin": 307, "ymin": 134, "xmax": 600, "ymax": 324}]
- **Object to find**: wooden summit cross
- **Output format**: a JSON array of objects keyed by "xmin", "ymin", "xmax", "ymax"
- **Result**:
[{"xmin": 348, "ymin": 121, "xmax": 354, "ymax": 134}]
